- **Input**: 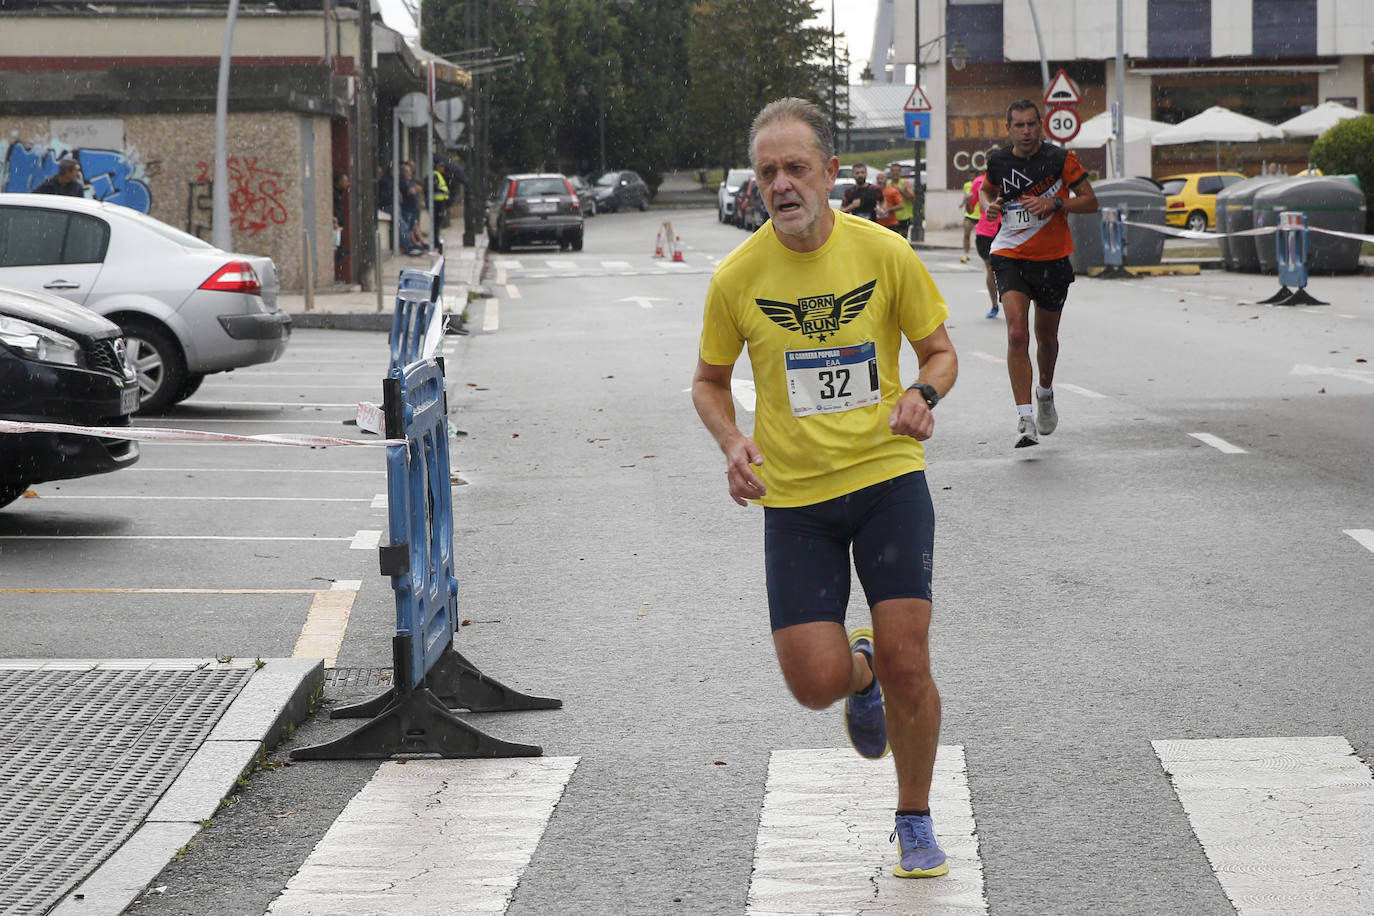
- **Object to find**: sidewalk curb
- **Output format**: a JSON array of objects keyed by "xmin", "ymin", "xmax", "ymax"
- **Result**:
[{"xmin": 45, "ymin": 657, "xmax": 324, "ymax": 916}]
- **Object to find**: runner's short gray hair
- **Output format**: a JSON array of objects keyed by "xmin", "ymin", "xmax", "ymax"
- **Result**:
[{"xmin": 749, "ymin": 98, "xmax": 835, "ymax": 164}]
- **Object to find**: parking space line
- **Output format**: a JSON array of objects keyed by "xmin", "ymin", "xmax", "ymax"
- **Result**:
[
  {"xmin": 484, "ymin": 298, "xmax": 501, "ymax": 331},
  {"xmin": 127, "ymin": 468, "xmax": 385, "ymax": 475},
  {"xmin": 181, "ymin": 400, "xmax": 362, "ymax": 409},
  {"xmin": 0, "ymin": 535, "xmax": 354, "ymax": 542},
  {"xmin": 1189, "ymin": 432, "xmax": 1248, "ymax": 454},
  {"xmin": 969, "ymin": 351, "xmax": 1004, "ymax": 364},
  {"xmin": 504, "ymin": 283, "xmax": 520, "ymax": 298},
  {"xmin": 1057, "ymin": 382, "xmax": 1106, "ymax": 398},
  {"xmin": 291, "ymin": 580, "xmax": 360, "ymax": 668},
  {"xmin": 0, "ymin": 588, "xmax": 318, "ymax": 595},
  {"xmin": 350, "ymin": 530, "xmax": 382, "ymax": 550},
  {"xmin": 1343, "ymin": 529, "xmax": 1374, "ymax": 553},
  {"xmin": 32, "ymin": 495, "xmax": 374, "ymax": 502}
]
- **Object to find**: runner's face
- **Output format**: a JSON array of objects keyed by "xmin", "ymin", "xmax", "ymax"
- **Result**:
[
  {"xmin": 1008, "ymin": 109, "xmax": 1042, "ymax": 156},
  {"xmin": 751, "ymin": 118, "xmax": 838, "ymax": 252},
  {"xmin": 852, "ymin": 164, "xmax": 867, "ymax": 185}
]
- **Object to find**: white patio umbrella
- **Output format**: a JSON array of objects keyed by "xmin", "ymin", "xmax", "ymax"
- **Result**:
[
  {"xmin": 1277, "ymin": 100, "xmax": 1364, "ymax": 138},
  {"xmin": 1151, "ymin": 106, "xmax": 1283, "ymax": 168},
  {"xmin": 1066, "ymin": 111, "xmax": 1172, "ymax": 149}
]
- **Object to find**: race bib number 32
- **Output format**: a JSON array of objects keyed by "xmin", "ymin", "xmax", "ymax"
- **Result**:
[{"xmin": 785, "ymin": 341, "xmax": 881, "ymax": 417}]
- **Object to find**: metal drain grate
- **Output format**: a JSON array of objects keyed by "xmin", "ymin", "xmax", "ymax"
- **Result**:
[
  {"xmin": 323, "ymin": 667, "xmax": 394, "ymax": 689},
  {"xmin": 0, "ymin": 664, "xmax": 252, "ymax": 915}
]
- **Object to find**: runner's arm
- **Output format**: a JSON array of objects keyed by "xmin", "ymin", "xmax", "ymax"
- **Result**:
[
  {"xmin": 692, "ymin": 357, "xmax": 766, "ymax": 505},
  {"xmin": 889, "ymin": 324, "xmax": 958, "ymax": 441}
]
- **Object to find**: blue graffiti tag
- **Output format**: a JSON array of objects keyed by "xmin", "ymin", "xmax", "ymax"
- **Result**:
[{"xmin": 1, "ymin": 142, "xmax": 151, "ymax": 212}]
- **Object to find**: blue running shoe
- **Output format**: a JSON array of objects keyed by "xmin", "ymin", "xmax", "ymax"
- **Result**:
[
  {"xmin": 985, "ymin": 306, "xmax": 999, "ymax": 319},
  {"xmin": 843, "ymin": 627, "xmax": 889, "ymax": 760},
  {"xmin": 891, "ymin": 813, "xmax": 949, "ymax": 878}
]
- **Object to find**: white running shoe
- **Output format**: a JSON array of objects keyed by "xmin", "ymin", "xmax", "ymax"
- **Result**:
[
  {"xmin": 1014, "ymin": 416, "xmax": 1039, "ymax": 448},
  {"xmin": 1036, "ymin": 391, "xmax": 1058, "ymax": 436}
]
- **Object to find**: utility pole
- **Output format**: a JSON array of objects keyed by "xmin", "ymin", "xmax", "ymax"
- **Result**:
[{"xmin": 911, "ymin": 0, "xmax": 924, "ymax": 242}]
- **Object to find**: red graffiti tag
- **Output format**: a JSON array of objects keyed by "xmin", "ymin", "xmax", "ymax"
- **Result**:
[{"xmin": 194, "ymin": 157, "xmax": 290, "ymax": 237}]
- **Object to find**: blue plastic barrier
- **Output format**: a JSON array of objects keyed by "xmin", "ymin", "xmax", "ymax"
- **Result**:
[
  {"xmin": 292, "ymin": 258, "xmax": 561, "ymax": 761},
  {"xmin": 388, "ymin": 256, "xmax": 446, "ymax": 372},
  {"xmin": 1259, "ymin": 212, "xmax": 1326, "ymax": 306}
]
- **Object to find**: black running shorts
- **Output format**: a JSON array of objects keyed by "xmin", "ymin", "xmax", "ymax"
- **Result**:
[
  {"xmin": 989, "ymin": 254, "xmax": 1075, "ymax": 312},
  {"xmin": 762, "ymin": 471, "xmax": 934, "ymax": 632}
]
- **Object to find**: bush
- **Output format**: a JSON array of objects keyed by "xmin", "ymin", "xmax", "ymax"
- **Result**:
[{"xmin": 1309, "ymin": 114, "xmax": 1374, "ymax": 232}]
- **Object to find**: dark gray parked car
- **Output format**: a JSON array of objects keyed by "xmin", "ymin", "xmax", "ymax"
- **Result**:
[
  {"xmin": 486, "ymin": 173, "xmax": 585, "ymax": 252},
  {"xmin": 1, "ymin": 285, "xmax": 140, "ymax": 509},
  {"xmin": 591, "ymin": 170, "xmax": 650, "ymax": 213}
]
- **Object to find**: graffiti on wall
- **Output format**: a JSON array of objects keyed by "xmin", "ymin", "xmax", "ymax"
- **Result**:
[
  {"xmin": 1, "ymin": 139, "xmax": 154, "ymax": 211},
  {"xmin": 189, "ymin": 157, "xmax": 290, "ymax": 239}
]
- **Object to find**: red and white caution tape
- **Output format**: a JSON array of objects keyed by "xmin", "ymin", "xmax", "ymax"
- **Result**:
[
  {"xmin": 0, "ymin": 419, "xmax": 407, "ymax": 449},
  {"xmin": 1122, "ymin": 220, "xmax": 1374, "ymax": 245}
]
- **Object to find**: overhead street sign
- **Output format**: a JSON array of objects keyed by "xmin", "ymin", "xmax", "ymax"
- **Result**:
[
  {"xmin": 1043, "ymin": 69, "xmax": 1082, "ymax": 107},
  {"xmin": 903, "ymin": 86, "xmax": 932, "ymax": 113}
]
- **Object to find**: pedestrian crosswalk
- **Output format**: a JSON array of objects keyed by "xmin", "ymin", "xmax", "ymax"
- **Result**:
[
  {"xmin": 267, "ymin": 736, "xmax": 1374, "ymax": 915},
  {"xmin": 488, "ymin": 255, "xmax": 715, "ymax": 279}
]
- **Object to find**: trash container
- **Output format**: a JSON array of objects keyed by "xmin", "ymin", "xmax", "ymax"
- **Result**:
[
  {"xmin": 1267, "ymin": 176, "xmax": 1367, "ymax": 273},
  {"xmin": 1216, "ymin": 175, "xmax": 1283, "ymax": 272},
  {"xmin": 1251, "ymin": 179, "xmax": 1297, "ymax": 274},
  {"xmin": 1066, "ymin": 178, "xmax": 1167, "ymax": 273}
]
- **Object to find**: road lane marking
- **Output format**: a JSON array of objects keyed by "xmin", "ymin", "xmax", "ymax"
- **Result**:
[
  {"xmin": 291, "ymin": 580, "xmax": 359, "ymax": 668},
  {"xmin": 748, "ymin": 746, "xmax": 986, "ymax": 915},
  {"xmin": 969, "ymin": 351, "xmax": 1004, "ymax": 364},
  {"xmin": 350, "ymin": 530, "xmax": 382, "ymax": 550},
  {"xmin": 603, "ymin": 260, "xmax": 632, "ymax": 269},
  {"xmin": 176, "ymin": 400, "xmax": 362, "ymax": 409},
  {"xmin": 483, "ymin": 298, "xmax": 501, "ymax": 331},
  {"xmin": 127, "ymin": 467, "xmax": 385, "ymax": 475},
  {"xmin": 31, "ymin": 495, "xmax": 374, "ymax": 502},
  {"xmin": 267, "ymin": 756, "xmax": 579, "ymax": 916},
  {"xmin": 1189, "ymin": 432, "xmax": 1247, "ymax": 454},
  {"xmin": 1153, "ymin": 736, "xmax": 1374, "ymax": 915},
  {"xmin": 1291, "ymin": 364, "xmax": 1374, "ymax": 386},
  {"xmin": 1056, "ymin": 383, "xmax": 1106, "ymax": 398},
  {"xmin": 1343, "ymin": 529, "xmax": 1374, "ymax": 553},
  {"xmin": 504, "ymin": 283, "xmax": 520, "ymax": 298},
  {"xmin": 0, "ymin": 588, "xmax": 319, "ymax": 595}
]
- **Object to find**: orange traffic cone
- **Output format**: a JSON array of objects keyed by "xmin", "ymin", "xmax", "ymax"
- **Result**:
[
  {"xmin": 672, "ymin": 235, "xmax": 685, "ymax": 262},
  {"xmin": 654, "ymin": 228, "xmax": 664, "ymax": 258}
]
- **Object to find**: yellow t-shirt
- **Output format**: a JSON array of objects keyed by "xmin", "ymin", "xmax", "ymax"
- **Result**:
[{"xmin": 699, "ymin": 212, "xmax": 949, "ymax": 508}]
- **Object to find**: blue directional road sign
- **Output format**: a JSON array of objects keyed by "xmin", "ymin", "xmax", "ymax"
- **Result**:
[{"xmin": 904, "ymin": 112, "xmax": 931, "ymax": 141}]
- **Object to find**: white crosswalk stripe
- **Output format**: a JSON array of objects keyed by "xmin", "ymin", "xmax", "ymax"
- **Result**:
[
  {"xmin": 748, "ymin": 746, "xmax": 986, "ymax": 915},
  {"xmin": 1153, "ymin": 736, "xmax": 1374, "ymax": 916},
  {"xmin": 267, "ymin": 757, "xmax": 579, "ymax": 915}
]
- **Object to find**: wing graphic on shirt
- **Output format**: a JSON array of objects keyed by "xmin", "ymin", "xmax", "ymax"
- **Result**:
[{"xmin": 756, "ymin": 279, "xmax": 877, "ymax": 342}]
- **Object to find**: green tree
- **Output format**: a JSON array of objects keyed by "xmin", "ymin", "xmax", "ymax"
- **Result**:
[
  {"xmin": 1308, "ymin": 114, "xmax": 1374, "ymax": 232},
  {"xmin": 683, "ymin": 0, "xmax": 839, "ymax": 171}
]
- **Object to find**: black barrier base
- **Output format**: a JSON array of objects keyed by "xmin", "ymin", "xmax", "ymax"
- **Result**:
[
  {"xmin": 1257, "ymin": 285, "xmax": 1293, "ymax": 304},
  {"xmin": 1276, "ymin": 287, "xmax": 1328, "ymax": 306},
  {"xmin": 1097, "ymin": 265, "xmax": 1133, "ymax": 279},
  {"xmin": 290, "ymin": 687, "xmax": 543, "ymax": 760},
  {"xmin": 329, "ymin": 646, "xmax": 562, "ymax": 720}
]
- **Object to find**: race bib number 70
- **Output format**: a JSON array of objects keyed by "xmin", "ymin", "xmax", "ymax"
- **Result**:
[{"xmin": 785, "ymin": 341, "xmax": 881, "ymax": 417}]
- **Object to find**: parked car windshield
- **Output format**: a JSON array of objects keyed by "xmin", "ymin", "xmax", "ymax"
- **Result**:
[
  {"xmin": 516, "ymin": 178, "xmax": 567, "ymax": 197},
  {"xmin": 594, "ymin": 172, "xmax": 620, "ymax": 187}
]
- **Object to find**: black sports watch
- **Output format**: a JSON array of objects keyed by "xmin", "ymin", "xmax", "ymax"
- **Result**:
[{"xmin": 907, "ymin": 382, "xmax": 939, "ymax": 410}]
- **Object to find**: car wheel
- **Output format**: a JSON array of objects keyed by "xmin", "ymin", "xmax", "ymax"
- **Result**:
[
  {"xmin": 121, "ymin": 319, "xmax": 187, "ymax": 414},
  {"xmin": 174, "ymin": 373, "xmax": 205, "ymax": 403},
  {"xmin": 0, "ymin": 480, "xmax": 28, "ymax": 510},
  {"xmin": 1186, "ymin": 210, "xmax": 1208, "ymax": 233},
  {"xmin": 587, "ymin": 200, "xmax": 597, "ymax": 217},
  {"xmin": 637, "ymin": 195, "xmax": 649, "ymax": 212},
  {"xmin": 571, "ymin": 232, "xmax": 584, "ymax": 252}
]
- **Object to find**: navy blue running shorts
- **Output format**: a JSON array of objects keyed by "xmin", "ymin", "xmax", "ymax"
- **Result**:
[
  {"xmin": 762, "ymin": 471, "xmax": 934, "ymax": 632},
  {"xmin": 989, "ymin": 254, "xmax": 1075, "ymax": 311}
]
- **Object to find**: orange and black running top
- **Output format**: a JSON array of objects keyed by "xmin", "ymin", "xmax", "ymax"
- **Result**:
[{"xmin": 986, "ymin": 143, "xmax": 1088, "ymax": 261}]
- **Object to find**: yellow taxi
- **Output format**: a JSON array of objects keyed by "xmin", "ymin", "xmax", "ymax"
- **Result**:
[{"xmin": 1157, "ymin": 171, "xmax": 1246, "ymax": 232}]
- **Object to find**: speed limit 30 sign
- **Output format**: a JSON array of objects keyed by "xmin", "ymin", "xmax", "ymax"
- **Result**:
[{"xmin": 1045, "ymin": 106, "xmax": 1081, "ymax": 143}]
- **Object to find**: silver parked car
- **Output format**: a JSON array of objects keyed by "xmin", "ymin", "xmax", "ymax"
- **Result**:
[
  {"xmin": 0, "ymin": 193, "xmax": 290, "ymax": 412},
  {"xmin": 717, "ymin": 168, "xmax": 753, "ymax": 223}
]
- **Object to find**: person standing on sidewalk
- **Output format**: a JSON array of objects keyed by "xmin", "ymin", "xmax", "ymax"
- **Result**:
[
  {"xmin": 887, "ymin": 162, "xmax": 915, "ymax": 239},
  {"xmin": 692, "ymin": 97, "xmax": 958, "ymax": 880},
  {"xmin": 981, "ymin": 98, "xmax": 1097, "ymax": 448}
]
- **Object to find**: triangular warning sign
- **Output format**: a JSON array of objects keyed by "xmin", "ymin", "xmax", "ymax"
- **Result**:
[
  {"xmin": 1043, "ymin": 69, "xmax": 1081, "ymax": 106},
  {"xmin": 903, "ymin": 86, "xmax": 932, "ymax": 112}
]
